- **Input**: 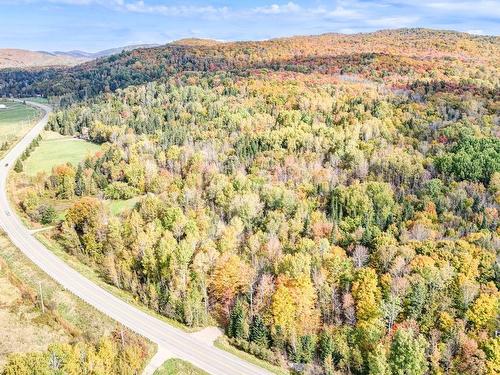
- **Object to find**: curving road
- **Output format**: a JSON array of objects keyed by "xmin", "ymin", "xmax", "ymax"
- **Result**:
[{"xmin": 0, "ymin": 101, "xmax": 270, "ymax": 375}]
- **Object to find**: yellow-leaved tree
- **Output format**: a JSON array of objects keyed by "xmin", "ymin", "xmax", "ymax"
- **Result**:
[{"xmin": 271, "ymin": 274, "xmax": 320, "ymax": 340}]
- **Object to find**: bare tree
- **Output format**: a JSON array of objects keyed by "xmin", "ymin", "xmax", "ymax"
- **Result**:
[
  {"xmin": 342, "ymin": 292, "xmax": 356, "ymax": 326},
  {"xmin": 382, "ymin": 294, "xmax": 401, "ymax": 330},
  {"xmin": 352, "ymin": 245, "xmax": 369, "ymax": 268}
]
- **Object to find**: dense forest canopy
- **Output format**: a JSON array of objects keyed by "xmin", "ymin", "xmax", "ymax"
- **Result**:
[
  {"xmin": 5, "ymin": 29, "xmax": 500, "ymax": 374},
  {"xmin": 0, "ymin": 28, "xmax": 498, "ymax": 101}
]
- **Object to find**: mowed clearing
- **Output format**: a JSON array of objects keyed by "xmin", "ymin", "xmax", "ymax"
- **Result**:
[
  {"xmin": 24, "ymin": 131, "xmax": 101, "ymax": 175},
  {"xmin": 107, "ymin": 195, "xmax": 142, "ymax": 216},
  {"xmin": 0, "ymin": 100, "xmax": 40, "ymax": 153}
]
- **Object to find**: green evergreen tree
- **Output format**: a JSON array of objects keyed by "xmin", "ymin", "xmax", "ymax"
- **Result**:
[
  {"xmin": 318, "ymin": 331, "xmax": 333, "ymax": 362},
  {"xmin": 75, "ymin": 164, "xmax": 85, "ymax": 196},
  {"xmin": 14, "ymin": 159, "xmax": 23, "ymax": 173},
  {"xmin": 405, "ymin": 279, "xmax": 428, "ymax": 321},
  {"xmin": 228, "ymin": 299, "xmax": 246, "ymax": 339},
  {"xmin": 39, "ymin": 204, "xmax": 57, "ymax": 225},
  {"xmin": 298, "ymin": 335, "xmax": 317, "ymax": 364},
  {"xmin": 249, "ymin": 315, "xmax": 269, "ymax": 347}
]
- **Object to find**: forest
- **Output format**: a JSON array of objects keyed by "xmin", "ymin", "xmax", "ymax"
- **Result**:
[{"xmin": 5, "ymin": 29, "xmax": 500, "ymax": 374}]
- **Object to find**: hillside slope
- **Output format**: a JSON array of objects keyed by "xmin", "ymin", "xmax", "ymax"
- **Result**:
[
  {"xmin": 8, "ymin": 27, "xmax": 499, "ymax": 375},
  {"xmin": 0, "ymin": 29, "xmax": 497, "ymax": 100}
]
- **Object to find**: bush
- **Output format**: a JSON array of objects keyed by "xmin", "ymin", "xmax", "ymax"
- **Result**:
[
  {"xmin": 21, "ymin": 190, "xmax": 40, "ymax": 220},
  {"xmin": 14, "ymin": 159, "xmax": 23, "ymax": 173},
  {"xmin": 228, "ymin": 337, "xmax": 275, "ymax": 363},
  {"xmin": 39, "ymin": 204, "xmax": 57, "ymax": 225},
  {"xmin": 104, "ymin": 181, "xmax": 139, "ymax": 200}
]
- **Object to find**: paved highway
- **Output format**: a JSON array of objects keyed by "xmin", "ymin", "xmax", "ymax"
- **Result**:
[{"xmin": 0, "ymin": 101, "xmax": 270, "ymax": 375}]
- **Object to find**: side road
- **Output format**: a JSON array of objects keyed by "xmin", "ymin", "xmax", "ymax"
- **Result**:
[{"xmin": 0, "ymin": 101, "xmax": 270, "ymax": 375}]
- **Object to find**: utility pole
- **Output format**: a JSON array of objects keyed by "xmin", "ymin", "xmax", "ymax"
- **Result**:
[{"xmin": 39, "ymin": 281, "xmax": 45, "ymax": 313}]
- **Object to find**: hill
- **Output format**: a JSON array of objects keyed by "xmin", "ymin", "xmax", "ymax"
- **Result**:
[
  {"xmin": 170, "ymin": 38, "xmax": 222, "ymax": 46},
  {"xmin": 52, "ymin": 43, "xmax": 160, "ymax": 59},
  {"xmin": 7, "ymin": 27, "xmax": 500, "ymax": 374},
  {"xmin": 0, "ymin": 28, "xmax": 497, "ymax": 100},
  {"xmin": 0, "ymin": 49, "xmax": 87, "ymax": 69},
  {"xmin": 0, "ymin": 44, "xmax": 161, "ymax": 70}
]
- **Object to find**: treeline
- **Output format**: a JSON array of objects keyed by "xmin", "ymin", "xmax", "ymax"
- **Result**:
[
  {"xmin": 15, "ymin": 70, "xmax": 500, "ymax": 374},
  {"xmin": 2, "ymin": 330, "xmax": 149, "ymax": 375}
]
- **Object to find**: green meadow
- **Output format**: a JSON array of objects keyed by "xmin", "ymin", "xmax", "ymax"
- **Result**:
[
  {"xmin": 24, "ymin": 131, "xmax": 101, "ymax": 176},
  {"xmin": 0, "ymin": 100, "xmax": 41, "ymax": 153},
  {"xmin": 20, "ymin": 131, "xmax": 138, "ymax": 221}
]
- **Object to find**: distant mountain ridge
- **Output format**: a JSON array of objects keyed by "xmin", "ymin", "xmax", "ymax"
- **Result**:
[
  {"xmin": 50, "ymin": 44, "xmax": 160, "ymax": 59},
  {"xmin": 0, "ymin": 44, "xmax": 161, "ymax": 69},
  {"xmin": 0, "ymin": 49, "xmax": 87, "ymax": 69}
]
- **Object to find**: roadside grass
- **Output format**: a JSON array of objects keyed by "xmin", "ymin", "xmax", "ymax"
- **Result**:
[
  {"xmin": 0, "ymin": 100, "xmax": 41, "ymax": 157},
  {"xmin": 23, "ymin": 131, "xmax": 100, "ymax": 176},
  {"xmin": 0, "ymin": 230, "xmax": 155, "ymax": 368},
  {"xmin": 153, "ymin": 358, "xmax": 209, "ymax": 375},
  {"xmin": 24, "ymin": 97, "xmax": 49, "ymax": 104},
  {"xmin": 215, "ymin": 337, "xmax": 290, "ymax": 375}
]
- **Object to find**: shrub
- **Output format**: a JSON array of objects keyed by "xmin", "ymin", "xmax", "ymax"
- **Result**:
[{"xmin": 39, "ymin": 204, "xmax": 57, "ymax": 225}]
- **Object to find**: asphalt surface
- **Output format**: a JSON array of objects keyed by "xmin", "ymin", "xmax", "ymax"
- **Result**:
[{"xmin": 0, "ymin": 101, "xmax": 270, "ymax": 375}]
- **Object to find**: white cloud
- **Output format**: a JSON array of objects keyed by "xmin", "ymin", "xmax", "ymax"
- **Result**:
[
  {"xmin": 123, "ymin": 1, "xmax": 229, "ymax": 17},
  {"xmin": 325, "ymin": 6, "xmax": 362, "ymax": 19},
  {"xmin": 2, "ymin": 0, "xmax": 229, "ymax": 17},
  {"xmin": 1, "ymin": 0, "xmax": 498, "ymax": 37},
  {"xmin": 252, "ymin": 2, "xmax": 301, "ymax": 15}
]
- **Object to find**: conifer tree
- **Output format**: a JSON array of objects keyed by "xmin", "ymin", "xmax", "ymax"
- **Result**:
[
  {"xmin": 249, "ymin": 315, "xmax": 269, "ymax": 347},
  {"xmin": 228, "ymin": 299, "xmax": 247, "ymax": 339},
  {"xmin": 14, "ymin": 159, "xmax": 23, "ymax": 173}
]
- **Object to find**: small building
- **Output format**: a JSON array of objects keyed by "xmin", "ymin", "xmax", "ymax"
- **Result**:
[{"xmin": 0, "ymin": 104, "xmax": 6, "ymax": 109}]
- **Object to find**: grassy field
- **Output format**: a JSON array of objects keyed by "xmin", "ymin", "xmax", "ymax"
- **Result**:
[
  {"xmin": 107, "ymin": 196, "xmax": 142, "ymax": 216},
  {"xmin": 154, "ymin": 359, "xmax": 209, "ymax": 375},
  {"xmin": 0, "ymin": 100, "xmax": 41, "ymax": 156},
  {"xmin": 0, "ymin": 230, "xmax": 154, "ymax": 368},
  {"xmin": 24, "ymin": 131, "xmax": 101, "ymax": 175},
  {"xmin": 10, "ymin": 131, "xmax": 100, "ymax": 226}
]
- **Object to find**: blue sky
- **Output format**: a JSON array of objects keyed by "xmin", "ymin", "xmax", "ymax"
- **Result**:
[{"xmin": 1, "ymin": 1, "xmax": 498, "ymax": 52}]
